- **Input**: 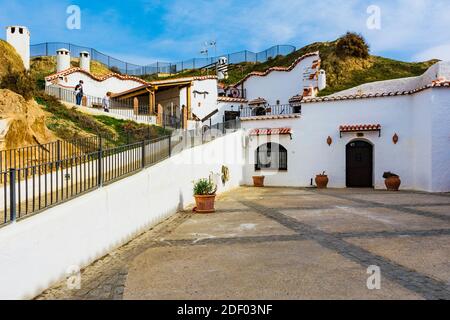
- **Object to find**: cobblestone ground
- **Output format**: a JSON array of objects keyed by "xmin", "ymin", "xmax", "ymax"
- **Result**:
[{"xmin": 37, "ymin": 187, "xmax": 450, "ymax": 300}]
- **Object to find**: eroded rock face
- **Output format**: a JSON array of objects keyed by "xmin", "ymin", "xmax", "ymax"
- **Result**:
[{"xmin": 0, "ymin": 89, "xmax": 56, "ymax": 151}]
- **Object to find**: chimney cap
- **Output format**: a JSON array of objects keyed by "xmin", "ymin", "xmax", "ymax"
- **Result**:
[{"xmin": 6, "ymin": 26, "xmax": 30, "ymax": 35}]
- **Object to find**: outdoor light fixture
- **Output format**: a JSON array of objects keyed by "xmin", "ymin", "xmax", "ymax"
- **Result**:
[
  {"xmin": 393, "ymin": 133, "xmax": 399, "ymax": 144},
  {"xmin": 327, "ymin": 136, "xmax": 333, "ymax": 146}
]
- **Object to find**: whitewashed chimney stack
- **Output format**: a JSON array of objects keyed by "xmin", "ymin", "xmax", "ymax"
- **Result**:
[
  {"xmin": 56, "ymin": 48, "xmax": 71, "ymax": 72},
  {"xmin": 79, "ymin": 51, "xmax": 91, "ymax": 73},
  {"xmin": 6, "ymin": 26, "xmax": 30, "ymax": 70}
]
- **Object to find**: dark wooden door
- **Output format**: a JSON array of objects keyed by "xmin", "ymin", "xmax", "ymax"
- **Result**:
[{"xmin": 346, "ymin": 141, "xmax": 373, "ymax": 188}]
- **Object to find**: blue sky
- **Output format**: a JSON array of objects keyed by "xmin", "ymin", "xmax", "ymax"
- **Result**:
[{"xmin": 1, "ymin": 0, "xmax": 449, "ymax": 65}]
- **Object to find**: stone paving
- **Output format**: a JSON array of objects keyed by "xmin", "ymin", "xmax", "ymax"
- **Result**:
[{"xmin": 37, "ymin": 187, "xmax": 450, "ymax": 300}]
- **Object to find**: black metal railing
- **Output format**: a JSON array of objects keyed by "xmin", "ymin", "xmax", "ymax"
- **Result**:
[
  {"xmin": 239, "ymin": 104, "xmax": 301, "ymax": 118},
  {"xmin": 0, "ymin": 119, "xmax": 241, "ymax": 227},
  {"xmin": 31, "ymin": 42, "xmax": 296, "ymax": 76}
]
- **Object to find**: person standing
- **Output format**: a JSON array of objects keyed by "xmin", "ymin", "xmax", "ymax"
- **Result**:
[
  {"xmin": 74, "ymin": 80, "xmax": 84, "ymax": 105},
  {"xmin": 102, "ymin": 92, "xmax": 111, "ymax": 113}
]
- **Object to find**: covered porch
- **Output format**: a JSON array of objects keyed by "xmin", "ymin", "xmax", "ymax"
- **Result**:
[{"xmin": 111, "ymin": 78, "xmax": 195, "ymax": 129}]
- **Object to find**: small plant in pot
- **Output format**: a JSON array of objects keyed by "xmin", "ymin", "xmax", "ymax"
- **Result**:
[
  {"xmin": 193, "ymin": 178, "xmax": 218, "ymax": 214},
  {"xmin": 252, "ymin": 175, "xmax": 265, "ymax": 187},
  {"xmin": 383, "ymin": 172, "xmax": 401, "ymax": 191},
  {"xmin": 315, "ymin": 171, "xmax": 329, "ymax": 189}
]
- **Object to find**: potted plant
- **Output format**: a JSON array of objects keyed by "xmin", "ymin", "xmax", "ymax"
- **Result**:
[
  {"xmin": 383, "ymin": 172, "xmax": 401, "ymax": 191},
  {"xmin": 315, "ymin": 171, "xmax": 329, "ymax": 189},
  {"xmin": 193, "ymin": 178, "xmax": 217, "ymax": 214},
  {"xmin": 252, "ymin": 175, "xmax": 265, "ymax": 187}
]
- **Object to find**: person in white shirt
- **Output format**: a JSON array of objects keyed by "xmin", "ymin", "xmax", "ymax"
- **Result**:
[{"xmin": 102, "ymin": 92, "xmax": 111, "ymax": 112}]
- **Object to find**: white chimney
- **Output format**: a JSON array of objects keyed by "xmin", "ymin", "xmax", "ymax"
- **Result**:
[
  {"xmin": 318, "ymin": 69, "xmax": 327, "ymax": 91},
  {"xmin": 217, "ymin": 56, "xmax": 229, "ymax": 80},
  {"xmin": 79, "ymin": 51, "xmax": 91, "ymax": 73},
  {"xmin": 6, "ymin": 26, "xmax": 30, "ymax": 70},
  {"xmin": 56, "ymin": 48, "xmax": 71, "ymax": 72}
]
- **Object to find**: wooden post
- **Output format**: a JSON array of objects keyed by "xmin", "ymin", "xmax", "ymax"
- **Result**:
[
  {"xmin": 133, "ymin": 97, "xmax": 139, "ymax": 115},
  {"xmin": 186, "ymin": 85, "xmax": 192, "ymax": 120},
  {"xmin": 82, "ymin": 96, "xmax": 87, "ymax": 107},
  {"xmin": 182, "ymin": 105, "xmax": 188, "ymax": 130},
  {"xmin": 157, "ymin": 104, "xmax": 163, "ymax": 126}
]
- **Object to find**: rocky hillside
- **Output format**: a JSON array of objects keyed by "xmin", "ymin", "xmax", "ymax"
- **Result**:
[
  {"xmin": 0, "ymin": 40, "xmax": 25, "ymax": 78},
  {"xmin": 0, "ymin": 89, "xmax": 56, "ymax": 151}
]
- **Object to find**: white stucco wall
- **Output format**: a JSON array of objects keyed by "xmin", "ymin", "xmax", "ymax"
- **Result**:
[
  {"xmin": 190, "ymin": 79, "xmax": 219, "ymax": 120},
  {"xmin": 48, "ymin": 71, "xmax": 144, "ymax": 98},
  {"xmin": 0, "ymin": 132, "xmax": 245, "ymax": 300},
  {"xmin": 242, "ymin": 55, "xmax": 319, "ymax": 105},
  {"xmin": 241, "ymin": 88, "xmax": 450, "ymax": 192},
  {"xmin": 429, "ymin": 89, "xmax": 450, "ymax": 192}
]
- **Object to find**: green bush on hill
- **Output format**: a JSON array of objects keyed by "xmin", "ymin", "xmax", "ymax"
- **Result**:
[
  {"xmin": 336, "ymin": 32, "xmax": 370, "ymax": 59},
  {"xmin": 0, "ymin": 69, "xmax": 36, "ymax": 100}
]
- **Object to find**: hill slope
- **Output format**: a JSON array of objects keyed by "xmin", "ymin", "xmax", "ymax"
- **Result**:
[{"xmin": 0, "ymin": 40, "xmax": 25, "ymax": 78}]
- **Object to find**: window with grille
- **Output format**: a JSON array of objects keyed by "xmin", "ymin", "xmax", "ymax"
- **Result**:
[{"xmin": 255, "ymin": 143, "xmax": 288, "ymax": 171}]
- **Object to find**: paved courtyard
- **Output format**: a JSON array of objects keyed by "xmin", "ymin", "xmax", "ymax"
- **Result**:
[{"xmin": 38, "ymin": 187, "xmax": 450, "ymax": 300}]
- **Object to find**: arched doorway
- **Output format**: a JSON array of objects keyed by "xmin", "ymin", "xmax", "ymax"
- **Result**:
[{"xmin": 346, "ymin": 140, "xmax": 373, "ymax": 188}]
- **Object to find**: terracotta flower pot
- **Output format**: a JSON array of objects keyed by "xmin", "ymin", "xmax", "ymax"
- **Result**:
[
  {"xmin": 315, "ymin": 175, "xmax": 329, "ymax": 189},
  {"xmin": 385, "ymin": 176, "xmax": 401, "ymax": 191},
  {"xmin": 253, "ymin": 176, "xmax": 265, "ymax": 187},
  {"xmin": 194, "ymin": 195, "xmax": 216, "ymax": 214}
]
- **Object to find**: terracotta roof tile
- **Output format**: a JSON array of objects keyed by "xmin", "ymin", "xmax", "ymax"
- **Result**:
[
  {"xmin": 340, "ymin": 124, "xmax": 381, "ymax": 132},
  {"xmin": 249, "ymin": 128, "xmax": 292, "ymax": 136},
  {"xmin": 248, "ymin": 97, "xmax": 268, "ymax": 106},
  {"xmin": 45, "ymin": 67, "xmax": 149, "ymax": 85},
  {"xmin": 217, "ymin": 96, "xmax": 248, "ymax": 103}
]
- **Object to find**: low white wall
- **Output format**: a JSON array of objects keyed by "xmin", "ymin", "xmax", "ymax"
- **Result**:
[{"xmin": 0, "ymin": 131, "xmax": 245, "ymax": 300}]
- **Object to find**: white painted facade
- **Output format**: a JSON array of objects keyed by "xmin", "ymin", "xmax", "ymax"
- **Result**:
[
  {"xmin": 5, "ymin": 26, "xmax": 30, "ymax": 70},
  {"xmin": 46, "ymin": 70, "xmax": 145, "ymax": 98},
  {"xmin": 239, "ymin": 53, "xmax": 320, "ymax": 105},
  {"xmin": 190, "ymin": 79, "xmax": 219, "ymax": 120},
  {"xmin": 241, "ymin": 87, "xmax": 450, "ymax": 192}
]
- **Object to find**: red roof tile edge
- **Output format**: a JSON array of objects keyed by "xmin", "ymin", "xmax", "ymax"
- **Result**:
[
  {"xmin": 230, "ymin": 51, "xmax": 320, "ymax": 87},
  {"xmin": 302, "ymin": 80, "xmax": 450, "ymax": 104},
  {"xmin": 249, "ymin": 128, "xmax": 292, "ymax": 136}
]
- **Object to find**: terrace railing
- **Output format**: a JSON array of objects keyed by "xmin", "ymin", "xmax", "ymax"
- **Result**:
[
  {"xmin": 0, "ymin": 118, "xmax": 241, "ymax": 228},
  {"xmin": 239, "ymin": 104, "xmax": 301, "ymax": 118},
  {"xmin": 45, "ymin": 85, "xmax": 183, "ymax": 128},
  {"xmin": 31, "ymin": 42, "xmax": 296, "ymax": 76}
]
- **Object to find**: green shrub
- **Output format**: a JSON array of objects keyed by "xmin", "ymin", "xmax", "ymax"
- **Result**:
[
  {"xmin": 335, "ymin": 32, "xmax": 370, "ymax": 58},
  {"xmin": 110, "ymin": 66, "xmax": 122, "ymax": 75},
  {"xmin": 193, "ymin": 178, "xmax": 217, "ymax": 195},
  {"xmin": 0, "ymin": 68, "xmax": 36, "ymax": 100}
]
